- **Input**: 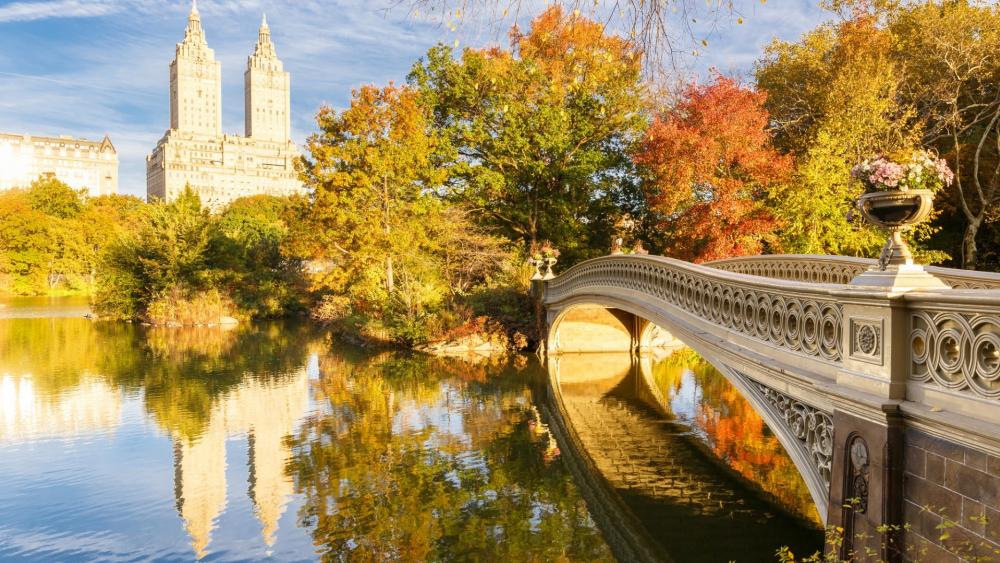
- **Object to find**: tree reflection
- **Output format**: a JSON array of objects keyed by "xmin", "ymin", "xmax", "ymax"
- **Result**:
[
  {"xmin": 0, "ymin": 318, "xmax": 319, "ymax": 442},
  {"xmin": 101, "ymin": 322, "xmax": 316, "ymax": 442},
  {"xmin": 288, "ymin": 351, "xmax": 612, "ymax": 561},
  {"xmin": 649, "ymin": 349, "xmax": 821, "ymax": 523}
]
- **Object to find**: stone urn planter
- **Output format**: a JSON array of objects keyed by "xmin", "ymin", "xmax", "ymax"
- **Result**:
[
  {"xmin": 543, "ymin": 257, "xmax": 557, "ymax": 280},
  {"xmin": 528, "ymin": 257, "xmax": 544, "ymax": 280},
  {"xmin": 848, "ymin": 151, "xmax": 953, "ymax": 289},
  {"xmin": 856, "ymin": 189, "xmax": 935, "ymax": 270}
]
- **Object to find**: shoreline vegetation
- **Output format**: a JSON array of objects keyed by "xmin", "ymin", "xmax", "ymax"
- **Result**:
[{"xmin": 4, "ymin": 3, "xmax": 1000, "ymax": 356}]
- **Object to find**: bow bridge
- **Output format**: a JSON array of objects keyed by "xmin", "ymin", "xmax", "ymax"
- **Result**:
[{"xmin": 538, "ymin": 253, "xmax": 1000, "ymax": 561}]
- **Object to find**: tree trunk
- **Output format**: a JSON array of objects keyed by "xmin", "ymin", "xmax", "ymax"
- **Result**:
[
  {"xmin": 383, "ymin": 172, "xmax": 394, "ymax": 294},
  {"xmin": 386, "ymin": 255, "xmax": 395, "ymax": 294},
  {"xmin": 963, "ymin": 218, "xmax": 981, "ymax": 270}
]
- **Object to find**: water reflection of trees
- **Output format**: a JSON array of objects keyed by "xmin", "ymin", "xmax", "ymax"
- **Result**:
[
  {"xmin": 106, "ymin": 322, "xmax": 316, "ymax": 442},
  {"xmin": 0, "ymin": 318, "xmax": 318, "ymax": 442},
  {"xmin": 649, "ymin": 350, "xmax": 821, "ymax": 523},
  {"xmin": 288, "ymin": 351, "xmax": 612, "ymax": 561},
  {"xmin": 1, "ymin": 319, "xmax": 613, "ymax": 559}
]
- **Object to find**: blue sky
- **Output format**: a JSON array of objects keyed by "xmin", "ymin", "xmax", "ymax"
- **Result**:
[{"xmin": 0, "ymin": 0, "xmax": 830, "ymax": 198}]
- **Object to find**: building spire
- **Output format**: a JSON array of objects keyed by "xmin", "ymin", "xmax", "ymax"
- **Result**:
[
  {"xmin": 179, "ymin": 0, "xmax": 209, "ymax": 54},
  {"xmin": 250, "ymin": 12, "xmax": 277, "ymax": 61}
]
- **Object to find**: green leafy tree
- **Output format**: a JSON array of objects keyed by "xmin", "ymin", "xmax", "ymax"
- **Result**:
[
  {"xmin": 94, "ymin": 186, "xmax": 225, "ymax": 320},
  {"xmin": 218, "ymin": 194, "xmax": 309, "ymax": 317},
  {"xmin": 409, "ymin": 6, "xmax": 646, "ymax": 263}
]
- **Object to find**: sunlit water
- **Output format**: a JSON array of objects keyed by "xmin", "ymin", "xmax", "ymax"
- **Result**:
[
  {"xmin": 0, "ymin": 295, "xmax": 90, "ymax": 319},
  {"xmin": 0, "ymin": 308, "xmax": 822, "ymax": 562}
]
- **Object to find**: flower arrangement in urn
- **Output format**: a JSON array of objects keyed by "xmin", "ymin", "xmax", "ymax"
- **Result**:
[
  {"xmin": 529, "ymin": 241, "xmax": 560, "ymax": 280},
  {"xmin": 851, "ymin": 150, "xmax": 954, "ymax": 194},
  {"xmin": 850, "ymin": 150, "xmax": 954, "ymax": 270}
]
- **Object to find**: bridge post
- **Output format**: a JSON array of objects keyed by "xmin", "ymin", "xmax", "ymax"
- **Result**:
[
  {"xmin": 824, "ymin": 291, "xmax": 911, "ymax": 560},
  {"xmin": 530, "ymin": 277, "xmax": 546, "ymax": 353}
]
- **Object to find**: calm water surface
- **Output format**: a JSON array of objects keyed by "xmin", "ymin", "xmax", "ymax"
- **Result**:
[
  {"xmin": 0, "ymin": 308, "xmax": 821, "ymax": 562},
  {"xmin": 0, "ymin": 295, "xmax": 90, "ymax": 318}
]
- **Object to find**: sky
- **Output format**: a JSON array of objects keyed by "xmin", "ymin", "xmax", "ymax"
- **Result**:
[{"xmin": 0, "ymin": 0, "xmax": 830, "ymax": 198}]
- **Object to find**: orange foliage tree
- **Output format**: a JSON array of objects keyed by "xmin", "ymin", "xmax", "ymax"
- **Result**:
[{"xmin": 635, "ymin": 75, "xmax": 792, "ymax": 262}]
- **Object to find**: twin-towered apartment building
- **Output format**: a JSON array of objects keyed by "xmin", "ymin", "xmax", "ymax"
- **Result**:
[
  {"xmin": 1, "ymin": 1, "xmax": 304, "ymax": 210},
  {"xmin": 146, "ymin": 1, "xmax": 305, "ymax": 210}
]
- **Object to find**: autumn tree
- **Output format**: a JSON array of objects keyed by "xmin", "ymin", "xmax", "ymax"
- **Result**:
[
  {"xmin": 0, "ymin": 188, "xmax": 51, "ymax": 293},
  {"xmin": 756, "ymin": 15, "xmax": 910, "ymax": 258},
  {"xmin": 409, "ymin": 6, "xmax": 646, "ymax": 263},
  {"xmin": 635, "ymin": 75, "xmax": 790, "ymax": 262},
  {"xmin": 755, "ymin": 2, "xmax": 1000, "ymax": 268},
  {"xmin": 302, "ymin": 84, "xmax": 493, "ymax": 342},
  {"xmin": 301, "ymin": 83, "xmax": 448, "ymax": 295}
]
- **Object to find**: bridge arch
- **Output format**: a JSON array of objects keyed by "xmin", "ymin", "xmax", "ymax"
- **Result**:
[{"xmin": 547, "ymin": 295, "xmax": 833, "ymax": 521}]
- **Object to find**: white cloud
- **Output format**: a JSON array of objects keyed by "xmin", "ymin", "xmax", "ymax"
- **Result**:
[{"xmin": 0, "ymin": 0, "xmax": 120, "ymax": 23}]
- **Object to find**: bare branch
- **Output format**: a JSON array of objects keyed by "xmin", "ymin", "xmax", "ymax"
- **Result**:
[{"xmin": 401, "ymin": 0, "xmax": 743, "ymax": 73}]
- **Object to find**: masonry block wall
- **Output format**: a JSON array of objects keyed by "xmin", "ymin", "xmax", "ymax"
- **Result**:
[{"xmin": 902, "ymin": 428, "xmax": 1000, "ymax": 562}]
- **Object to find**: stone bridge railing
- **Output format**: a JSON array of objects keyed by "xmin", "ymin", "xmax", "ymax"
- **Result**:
[
  {"xmin": 545, "ymin": 255, "xmax": 849, "ymax": 365},
  {"xmin": 708, "ymin": 254, "xmax": 1000, "ymax": 289},
  {"xmin": 543, "ymin": 253, "xmax": 1000, "ymax": 558},
  {"xmin": 545, "ymin": 254, "xmax": 1000, "ymax": 411}
]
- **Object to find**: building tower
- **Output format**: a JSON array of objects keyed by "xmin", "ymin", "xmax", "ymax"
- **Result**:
[
  {"xmin": 244, "ymin": 14, "xmax": 291, "ymax": 142},
  {"xmin": 170, "ymin": 0, "xmax": 222, "ymax": 136}
]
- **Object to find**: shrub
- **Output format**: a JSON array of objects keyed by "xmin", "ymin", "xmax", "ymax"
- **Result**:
[{"xmin": 144, "ymin": 287, "xmax": 238, "ymax": 326}]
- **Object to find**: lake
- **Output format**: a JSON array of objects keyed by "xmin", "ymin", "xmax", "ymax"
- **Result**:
[{"xmin": 0, "ymin": 304, "xmax": 821, "ymax": 561}]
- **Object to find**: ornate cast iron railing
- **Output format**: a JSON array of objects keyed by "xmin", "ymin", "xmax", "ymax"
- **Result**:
[
  {"xmin": 708, "ymin": 254, "xmax": 1000, "ymax": 290},
  {"xmin": 907, "ymin": 292, "xmax": 1000, "ymax": 400},
  {"xmin": 544, "ymin": 255, "xmax": 846, "ymax": 362}
]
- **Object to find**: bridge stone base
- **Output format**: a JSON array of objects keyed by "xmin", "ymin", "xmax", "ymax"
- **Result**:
[
  {"xmin": 826, "ymin": 408, "xmax": 905, "ymax": 560},
  {"xmin": 902, "ymin": 428, "xmax": 1000, "ymax": 561}
]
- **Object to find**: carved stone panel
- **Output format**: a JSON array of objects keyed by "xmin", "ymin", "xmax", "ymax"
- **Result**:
[{"xmin": 850, "ymin": 318, "xmax": 884, "ymax": 365}]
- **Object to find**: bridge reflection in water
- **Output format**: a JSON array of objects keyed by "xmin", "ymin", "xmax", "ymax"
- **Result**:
[{"xmin": 546, "ymin": 349, "xmax": 824, "ymax": 562}]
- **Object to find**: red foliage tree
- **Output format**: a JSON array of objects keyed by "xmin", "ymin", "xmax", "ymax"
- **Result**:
[{"xmin": 635, "ymin": 75, "xmax": 792, "ymax": 262}]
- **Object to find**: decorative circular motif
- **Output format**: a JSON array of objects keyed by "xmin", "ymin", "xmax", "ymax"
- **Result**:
[
  {"xmin": 769, "ymin": 296, "xmax": 786, "ymax": 342},
  {"xmin": 937, "ymin": 329, "xmax": 963, "ymax": 372},
  {"xmin": 911, "ymin": 330, "xmax": 928, "ymax": 365},
  {"xmin": 973, "ymin": 333, "xmax": 1000, "ymax": 382},
  {"xmin": 858, "ymin": 324, "xmax": 877, "ymax": 356}
]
